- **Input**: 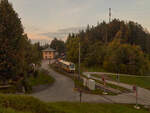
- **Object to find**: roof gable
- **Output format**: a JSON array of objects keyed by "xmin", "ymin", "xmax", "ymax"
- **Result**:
[{"xmin": 42, "ymin": 47, "xmax": 56, "ymax": 52}]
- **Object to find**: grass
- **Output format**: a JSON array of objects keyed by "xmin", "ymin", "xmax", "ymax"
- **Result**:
[
  {"xmin": 92, "ymin": 74, "xmax": 150, "ymax": 90},
  {"xmin": 81, "ymin": 65, "xmax": 150, "ymax": 89},
  {"xmin": 0, "ymin": 86, "xmax": 17, "ymax": 94},
  {"xmin": 28, "ymin": 69, "xmax": 55, "ymax": 87},
  {"xmin": 0, "ymin": 94, "xmax": 149, "ymax": 113},
  {"xmin": 0, "ymin": 108, "xmax": 32, "ymax": 113},
  {"xmin": 48, "ymin": 102, "xmax": 150, "ymax": 113},
  {"xmin": 94, "ymin": 79, "xmax": 130, "ymax": 93},
  {"xmin": 0, "ymin": 94, "xmax": 51, "ymax": 113},
  {"xmin": 108, "ymin": 74, "xmax": 150, "ymax": 90}
]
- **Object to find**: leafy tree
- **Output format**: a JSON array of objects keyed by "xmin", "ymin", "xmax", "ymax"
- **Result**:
[
  {"xmin": 84, "ymin": 42, "xmax": 106, "ymax": 67},
  {"xmin": 103, "ymin": 39, "xmax": 150, "ymax": 75},
  {"xmin": 66, "ymin": 37, "xmax": 79, "ymax": 63},
  {"xmin": 50, "ymin": 38, "xmax": 65, "ymax": 54}
]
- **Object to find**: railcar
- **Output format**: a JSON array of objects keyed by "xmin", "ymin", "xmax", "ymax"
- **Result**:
[{"xmin": 58, "ymin": 60, "xmax": 75, "ymax": 73}]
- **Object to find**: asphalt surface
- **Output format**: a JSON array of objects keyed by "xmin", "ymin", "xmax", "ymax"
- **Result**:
[
  {"xmin": 31, "ymin": 60, "xmax": 111, "ymax": 103},
  {"xmin": 31, "ymin": 60, "xmax": 150, "ymax": 105}
]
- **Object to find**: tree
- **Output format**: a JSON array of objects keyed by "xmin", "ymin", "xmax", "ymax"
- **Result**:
[
  {"xmin": 66, "ymin": 37, "xmax": 79, "ymax": 63},
  {"xmin": 84, "ymin": 42, "xmax": 106, "ymax": 67},
  {"xmin": 0, "ymin": 0, "xmax": 24, "ymax": 80},
  {"xmin": 50, "ymin": 38, "xmax": 65, "ymax": 54},
  {"xmin": 66, "ymin": 19, "xmax": 150, "ymax": 76},
  {"xmin": 0, "ymin": 0, "xmax": 42, "ymax": 82},
  {"xmin": 103, "ymin": 39, "xmax": 150, "ymax": 75}
]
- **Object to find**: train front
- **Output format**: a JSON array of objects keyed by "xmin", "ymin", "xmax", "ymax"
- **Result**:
[{"xmin": 69, "ymin": 63, "xmax": 75, "ymax": 73}]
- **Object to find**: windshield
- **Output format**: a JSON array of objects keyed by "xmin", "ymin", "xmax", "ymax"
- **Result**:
[{"xmin": 70, "ymin": 64, "xmax": 75, "ymax": 68}]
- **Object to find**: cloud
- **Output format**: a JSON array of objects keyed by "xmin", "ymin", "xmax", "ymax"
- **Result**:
[
  {"xmin": 39, "ymin": 26, "xmax": 86, "ymax": 39},
  {"xmin": 28, "ymin": 32, "xmax": 52, "ymax": 44},
  {"xmin": 28, "ymin": 26, "xmax": 86, "ymax": 44}
]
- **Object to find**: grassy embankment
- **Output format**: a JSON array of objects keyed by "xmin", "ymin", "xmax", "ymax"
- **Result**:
[{"xmin": 0, "ymin": 94, "xmax": 149, "ymax": 113}]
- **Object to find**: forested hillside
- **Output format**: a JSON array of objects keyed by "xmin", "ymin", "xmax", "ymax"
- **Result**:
[{"xmin": 66, "ymin": 19, "xmax": 150, "ymax": 75}]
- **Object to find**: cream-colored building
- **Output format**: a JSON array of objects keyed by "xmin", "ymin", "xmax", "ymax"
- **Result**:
[{"xmin": 42, "ymin": 47, "xmax": 56, "ymax": 60}]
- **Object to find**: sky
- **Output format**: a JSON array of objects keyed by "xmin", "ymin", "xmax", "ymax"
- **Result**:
[{"xmin": 8, "ymin": 0, "xmax": 150, "ymax": 44}]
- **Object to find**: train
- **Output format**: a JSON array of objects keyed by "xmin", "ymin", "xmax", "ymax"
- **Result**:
[{"xmin": 56, "ymin": 59, "xmax": 75, "ymax": 73}]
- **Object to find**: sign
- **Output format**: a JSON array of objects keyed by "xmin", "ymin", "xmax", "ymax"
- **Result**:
[
  {"xmin": 102, "ymin": 76, "xmax": 106, "ymax": 86},
  {"xmin": 102, "ymin": 76, "xmax": 105, "ymax": 82},
  {"xmin": 133, "ymin": 85, "xmax": 137, "ymax": 92}
]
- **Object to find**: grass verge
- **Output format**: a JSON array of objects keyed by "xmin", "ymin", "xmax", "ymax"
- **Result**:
[
  {"xmin": 28, "ymin": 69, "xmax": 55, "ymax": 87},
  {"xmin": 48, "ymin": 102, "xmax": 150, "ymax": 113},
  {"xmin": 0, "ymin": 94, "xmax": 149, "ymax": 113}
]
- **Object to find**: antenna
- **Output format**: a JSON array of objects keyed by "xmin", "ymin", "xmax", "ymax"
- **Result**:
[{"xmin": 109, "ymin": 8, "xmax": 111, "ymax": 23}]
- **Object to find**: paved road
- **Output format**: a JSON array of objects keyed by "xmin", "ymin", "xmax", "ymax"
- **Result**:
[
  {"xmin": 31, "ymin": 61, "xmax": 150, "ymax": 105},
  {"xmin": 31, "ymin": 60, "xmax": 111, "ymax": 103}
]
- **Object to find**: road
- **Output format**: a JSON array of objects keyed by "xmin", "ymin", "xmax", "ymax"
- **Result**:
[
  {"xmin": 31, "ymin": 60, "xmax": 111, "ymax": 103},
  {"xmin": 31, "ymin": 60, "xmax": 150, "ymax": 105}
]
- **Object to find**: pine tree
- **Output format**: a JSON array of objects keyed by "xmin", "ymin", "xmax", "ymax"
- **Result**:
[{"xmin": 0, "ymin": 0, "xmax": 24, "ymax": 81}]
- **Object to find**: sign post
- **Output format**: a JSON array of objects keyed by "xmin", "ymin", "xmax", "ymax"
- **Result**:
[
  {"xmin": 133, "ymin": 85, "xmax": 140, "ymax": 109},
  {"xmin": 102, "ymin": 76, "xmax": 108, "ymax": 95},
  {"xmin": 116, "ymin": 73, "xmax": 119, "ymax": 82}
]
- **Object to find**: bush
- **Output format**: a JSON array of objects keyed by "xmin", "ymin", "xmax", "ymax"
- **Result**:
[
  {"xmin": 28, "ymin": 69, "xmax": 55, "ymax": 87},
  {"xmin": 0, "ymin": 94, "xmax": 50, "ymax": 113}
]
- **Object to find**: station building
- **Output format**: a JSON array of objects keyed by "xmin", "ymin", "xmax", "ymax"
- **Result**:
[{"xmin": 42, "ymin": 47, "xmax": 56, "ymax": 60}]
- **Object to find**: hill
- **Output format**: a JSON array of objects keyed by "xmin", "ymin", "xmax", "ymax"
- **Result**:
[{"xmin": 66, "ymin": 19, "xmax": 150, "ymax": 75}]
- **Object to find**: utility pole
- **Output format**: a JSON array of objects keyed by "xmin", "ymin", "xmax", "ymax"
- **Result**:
[
  {"xmin": 109, "ymin": 8, "xmax": 111, "ymax": 23},
  {"xmin": 79, "ymin": 42, "xmax": 81, "ymax": 80},
  {"xmin": 79, "ymin": 42, "xmax": 82, "ymax": 103},
  {"xmin": 105, "ymin": 8, "xmax": 111, "ymax": 44}
]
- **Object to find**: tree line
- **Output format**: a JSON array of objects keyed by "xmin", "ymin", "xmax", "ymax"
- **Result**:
[{"xmin": 66, "ymin": 19, "xmax": 150, "ymax": 75}]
